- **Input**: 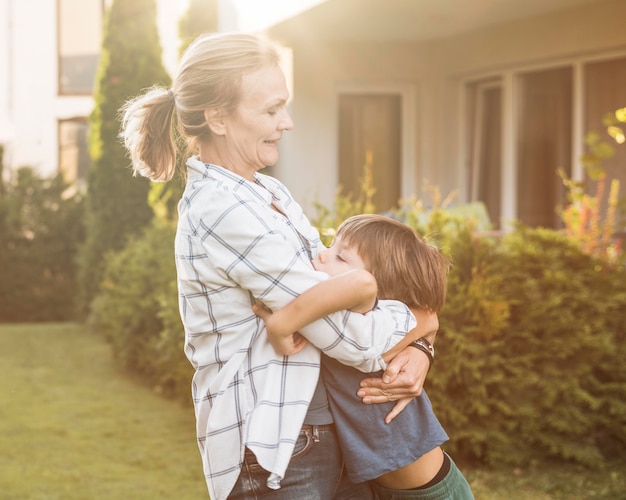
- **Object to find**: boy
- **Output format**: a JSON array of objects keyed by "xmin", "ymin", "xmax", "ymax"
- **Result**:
[{"xmin": 254, "ymin": 214, "xmax": 474, "ymax": 499}]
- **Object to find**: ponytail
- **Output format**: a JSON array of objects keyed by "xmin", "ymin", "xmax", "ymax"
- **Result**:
[{"xmin": 119, "ymin": 86, "xmax": 179, "ymax": 182}]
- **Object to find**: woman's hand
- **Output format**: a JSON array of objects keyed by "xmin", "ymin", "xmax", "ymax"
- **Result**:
[{"xmin": 357, "ymin": 342, "xmax": 431, "ymax": 424}]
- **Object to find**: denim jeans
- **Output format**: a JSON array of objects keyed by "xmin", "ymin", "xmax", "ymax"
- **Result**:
[{"xmin": 228, "ymin": 424, "xmax": 374, "ymax": 499}]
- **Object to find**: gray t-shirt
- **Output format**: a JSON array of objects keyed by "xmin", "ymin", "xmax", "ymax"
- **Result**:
[
  {"xmin": 303, "ymin": 377, "xmax": 334, "ymax": 425},
  {"xmin": 321, "ymin": 353, "xmax": 449, "ymax": 483}
]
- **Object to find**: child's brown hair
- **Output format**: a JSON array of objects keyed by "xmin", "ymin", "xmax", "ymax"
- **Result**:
[{"xmin": 335, "ymin": 214, "xmax": 449, "ymax": 312}]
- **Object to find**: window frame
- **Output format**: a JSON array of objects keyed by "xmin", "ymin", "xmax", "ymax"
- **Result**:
[
  {"xmin": 335, "ymin": 81, "xmax": 417, "ymax": 202},
  {"xmin": 56, "ymin": 0, "xmax": 106, "ymax": 96},
  {"xmin": 461, "ymin": 49, "xmax": 626, "ymax": 230}
]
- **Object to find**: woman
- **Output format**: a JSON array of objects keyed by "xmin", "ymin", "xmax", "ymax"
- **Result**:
[{"xmin": 120, "ymin": 32, "xmax": 434, "ymax": 500}]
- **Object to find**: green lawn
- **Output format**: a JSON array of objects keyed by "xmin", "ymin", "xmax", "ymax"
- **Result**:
[
  {"xmin": 1, "ymin": 323, "xmax": 624, "ymax": 499},
  {"xmin": 0, "ymin": 322, "xmax": 207, "ymax": 500}
]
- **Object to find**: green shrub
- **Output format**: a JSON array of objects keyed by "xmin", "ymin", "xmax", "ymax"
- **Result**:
[
  {"xmin": 88, "ymin": 221, "xmax": 191, "ymax": 396},
  {"xmin": 431, "ymin": 224, "xmax": 626, "ymax": 467},
  {"xmin": 0, "ymin": 167, "xmax": 85, "ymax": 321},
  {"xmin": 90, "ymin": 167, "xmax": 626, "ymax": 468}
]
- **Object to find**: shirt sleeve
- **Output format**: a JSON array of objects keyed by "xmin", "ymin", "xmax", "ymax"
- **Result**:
[{"xmin": 195, "ymin": 190, "xmax": 414, "ymax": 372}]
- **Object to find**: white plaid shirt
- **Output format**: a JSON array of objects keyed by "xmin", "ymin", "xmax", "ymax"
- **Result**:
[{"xmin": 176, "ymin": 157, "xmax": 414, "ymax": 499}]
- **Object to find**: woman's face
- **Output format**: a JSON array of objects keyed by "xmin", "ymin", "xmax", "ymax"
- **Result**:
[
  {"xmin": 312, "ymin": 235, "xmax": 366, "ymax": 277},
  {"xmin": 221, "ymin": 64, "xmax": 294, "ymax": 178}
]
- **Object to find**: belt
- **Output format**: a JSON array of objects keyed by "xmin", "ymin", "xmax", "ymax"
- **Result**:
[{"xmin": 301, "ymin": 423, "xmax": 334, "ymax": 432}]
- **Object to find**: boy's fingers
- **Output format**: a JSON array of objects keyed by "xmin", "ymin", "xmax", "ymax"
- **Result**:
[{"xmin": 385, "ymin": 397, "xmax": 412, "ymax": 424}]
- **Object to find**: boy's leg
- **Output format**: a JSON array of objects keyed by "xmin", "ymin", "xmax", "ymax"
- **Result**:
[
  {"xmin": 333, "ymin": 465, "xmax": 376, "ymax": 500},
  {"xmin": 369, "ymin": 453, "xmax": 474, "ymax": 500}
]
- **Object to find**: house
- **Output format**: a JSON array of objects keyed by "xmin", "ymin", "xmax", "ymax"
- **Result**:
[
  {"xmin": 3, "ymin": 0, "xmax": 624, "ymax": 231},
  {"xmin": 0, "ymin": 0, "xmax": 188, "ymax": 188},
  {"xmin": 264, "ymin": 0, "xmax": 626, "ymax": 229}
]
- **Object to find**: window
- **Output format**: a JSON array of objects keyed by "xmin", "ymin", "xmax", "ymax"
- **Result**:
[
  {"xmin": 516, "ymin": 67, "xmax": 572, "ymax": 229},
  {"xmin": 58, "ymin": 118, "xmax": 90, "ymax": 186},
  {"xmin": 58, "ymin": 0, "xmax": 104, "ymax": 95},
  {"xmin": 464, "ymin": 54, "xmax": 626, "ymax": 230},
  {"xmin": 338, "ymin": 94, "xmax": 402, "ymax": 212}
]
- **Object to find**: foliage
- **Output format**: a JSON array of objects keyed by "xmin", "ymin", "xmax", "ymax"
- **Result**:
[
  {"xmin": 88, "ymin": 221, "xmax": 188, "ymax": 397},
  {"xmin": 315, "ymin": 178, "xmax": 626, "ymax": 468},
  {"xmin": 77, "ymin": 0, "xmax": 171, "ymax": 318},
  {"xmin": 558, "ymin": 107, "xmax": 626, "ymax": 261},
  {"xmin": 178, "ymin": 0, "xmax": 219, "ymax": 53},
  {"xmin": 0, "ymin": 167, "xmax": 85, "ymax": 321},
  {"xmin": 432, "ymin": 224, "xmax": 626, "ymax": 467}
]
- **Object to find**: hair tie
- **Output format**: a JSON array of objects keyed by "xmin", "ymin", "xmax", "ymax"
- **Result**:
[{"xmin": 167, "ymin": 89, "xmax": 175, "ymax": 104}]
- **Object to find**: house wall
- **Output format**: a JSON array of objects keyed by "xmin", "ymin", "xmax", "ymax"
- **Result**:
[
  {"xmin": 273, "ymin": 0, "xmax": 626, "ymax": 215},
  {"xmin": 1, "ymin": 0, "xmax": 61, "ymax": 176},
  {"xmin": 0, "ymin": 0, "xmax": 184, "ymax": 181}
]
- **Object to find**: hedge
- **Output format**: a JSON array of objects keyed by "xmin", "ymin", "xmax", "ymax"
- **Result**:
[{"xmin": 88, "ymin": 208, "xmax": 626, "ymax": 468}]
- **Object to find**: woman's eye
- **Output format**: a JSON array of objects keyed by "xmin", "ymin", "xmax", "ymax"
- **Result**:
[{"xmin": 268, "ymin": 109, "xmax": 277, "ymax": 116}]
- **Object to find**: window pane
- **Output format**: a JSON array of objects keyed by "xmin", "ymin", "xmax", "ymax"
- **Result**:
[
  {"xmin": 59, "ymin": 119, "xmax": 90, "ymax": 185},
  {"xmin": 338, "ymin": 94, "xmax": 401, "ymax": 212},
  {"xmin": 466, "ymin": 79, "xmax": 502, "ymax": 228},
  {"xmin": 58, "ymin": 0, "xmax": 103, "ymax": 95},
  {"xmin": 516, "ymin": 67, "xmax": 572, "ymax": 228}
]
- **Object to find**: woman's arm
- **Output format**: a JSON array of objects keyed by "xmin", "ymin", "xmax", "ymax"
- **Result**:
[
  {"xmin": 254, "ymin": 269, "xmax": 378, "ymax": 355},
  {"xmin": 204, "ymin": 186, "xmax": 413, "ymax": 372}
]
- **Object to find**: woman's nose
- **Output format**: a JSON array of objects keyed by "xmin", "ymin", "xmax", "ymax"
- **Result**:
[{"xmin": 280, "ymin": 109, "xmax": 294, "ymax": 131}]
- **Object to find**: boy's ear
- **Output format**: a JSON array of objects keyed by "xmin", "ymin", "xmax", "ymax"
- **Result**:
[{"xmin": 205, "ymin": 109, "xmax": 226, "ymax": 136}]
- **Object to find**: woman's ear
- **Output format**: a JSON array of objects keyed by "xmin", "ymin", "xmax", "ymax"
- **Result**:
[{"xmin": 205, "ymin": 109, "xmax": 226, "ymax": 136}]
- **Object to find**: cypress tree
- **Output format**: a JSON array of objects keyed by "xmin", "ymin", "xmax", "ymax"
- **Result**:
[
  {"xmin": 179, "ymin": 0, "xmax": 218, "ymax": 51},
  {"xmin": 77, "ymin": 0, "xmax": 170, "ymax": 318}
]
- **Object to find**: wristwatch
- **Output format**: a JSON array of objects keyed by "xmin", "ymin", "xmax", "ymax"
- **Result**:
[{"xmin": 409, "ymin": 337, "xmax": 435, "ymax": 368}]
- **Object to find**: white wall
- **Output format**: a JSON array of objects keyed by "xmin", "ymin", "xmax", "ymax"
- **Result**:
[
  {"xmin": 0, "ymin": 0, "xmax": 12, "ymax": 151},
  {"xmin": 270, "ymin": 0, "xmax": 626, "ymax": 215},
  {"xmin": 0, "ymin": 0, "xmax": 188, "ymax": 179},
  {"xmin": 2, "ymin": 0, "xmax": 57, "ymax": 175}
]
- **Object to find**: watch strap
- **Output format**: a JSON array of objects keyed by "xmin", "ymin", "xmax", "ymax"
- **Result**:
[{"xmin": 409, "ymin": 337, "xmax": 434, "ymax": 369}]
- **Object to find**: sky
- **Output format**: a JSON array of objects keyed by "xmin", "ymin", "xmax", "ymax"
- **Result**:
[
  {"xmin": 230, "ymin": 0, "xmax": 323, "ymax": 32},
  {"xmin": 157, "ymin": 0, "xmax": 324, "ymax": 74}
]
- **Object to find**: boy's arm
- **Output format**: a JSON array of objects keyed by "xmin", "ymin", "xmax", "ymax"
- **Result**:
[
  {"xmin": 380, "ymin": 308, "xmax": 438, "ymax": 363},
  {"xmin": 254, "ymin": 269, "xmax": 377, "ymax": 355}
]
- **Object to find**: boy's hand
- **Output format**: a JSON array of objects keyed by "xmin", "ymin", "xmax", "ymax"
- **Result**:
[{"xmin": 252, "ymin": 301, "xmax": 309, "ymax": 356}]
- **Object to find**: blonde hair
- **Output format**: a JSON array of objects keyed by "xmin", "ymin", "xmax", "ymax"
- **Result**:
[
  {"xmin": 336, "ymin": 214, "xmax": 450, "ymax": 312},
  {"xmin": 119, "ymin": 32, "xmax": 281, "ymax": 181}
]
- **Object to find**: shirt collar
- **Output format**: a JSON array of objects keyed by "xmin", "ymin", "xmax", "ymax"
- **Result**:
[{"xmin": 186, "ymin": 156, "xmax": 274, "ymax": 206}]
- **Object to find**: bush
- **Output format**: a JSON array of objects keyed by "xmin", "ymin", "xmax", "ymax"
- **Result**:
[
  {"xmin": 88, "ymin": 221, "xmax": 191, "ymax": 397},
  {"xmin": 0, "ymin": 167, "xmax": 85, "ymax": 321},
  {"xmin": 431, "ymin": 224, "xmax": 626, "ymax": 467},
  {"xmin": 91, "ymin": 175, "xmax": 626, "ymax": 467}
]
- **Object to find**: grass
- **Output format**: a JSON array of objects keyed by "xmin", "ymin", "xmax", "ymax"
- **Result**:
[
  {"xmin": 1, "ymin": 322, "xmax": 624, "ymax": 499},
  {"xmin": 0, "ymin": 322, "xmax": 207, "ymax": 500}
]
